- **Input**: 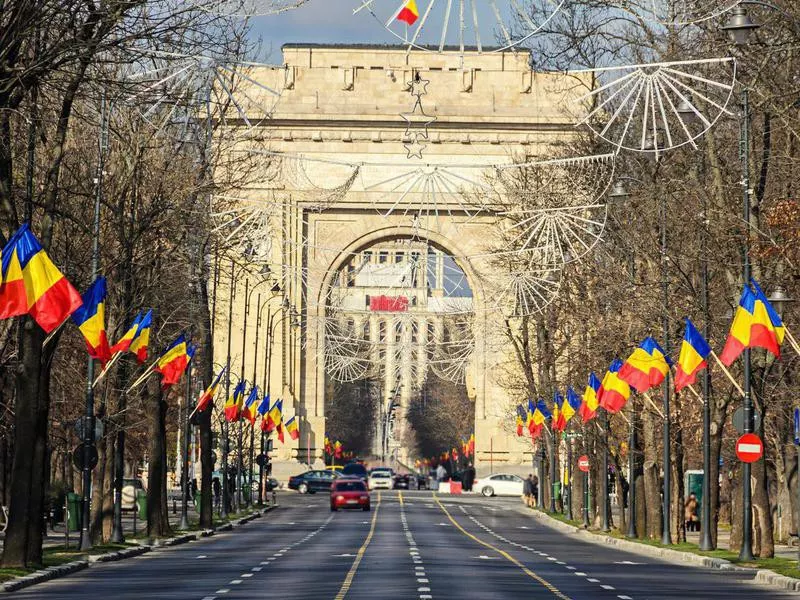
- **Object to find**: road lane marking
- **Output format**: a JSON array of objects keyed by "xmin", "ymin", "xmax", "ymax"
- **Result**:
[
  {"xmin": 433, "ymin": 495, "xmax": 570, "ymax": 600},
  {"xmin": 334, "ymin": 492, "xmax": 382, "ymax": 600},
  {"xmin": 399, "ymin": 491, "xmax": 404, "ymax": 506},
  {"xmin": 601, "ymin": 585, "xmax": 615, "ymax": 590},
  {"xmin": 215, "ymin": 589, "xmax": 229, "ymax": 594},
  {"xmin": 587, "ymin": 578, "xmax": 599, "ymax": 583}
]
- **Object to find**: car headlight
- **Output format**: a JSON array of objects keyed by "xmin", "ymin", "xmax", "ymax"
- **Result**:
[
  {"xmin": 360, "ymin": 495, "xmax": 368, "ymax": 500},
  {"xmin": 336, "ymin": 495, "xmax": 345, "ymax": 501}
]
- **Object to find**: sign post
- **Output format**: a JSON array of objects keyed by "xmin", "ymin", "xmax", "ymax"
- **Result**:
[
  {"xmin": 578, "ymin": 455, "xmax": 590, "ymax": 528},
  {"xmin": 578, "ymin": 455, "xmax": 590, "ymax": 473},
  {"xmin": 794, "ymin": 408, "xmax": 800, "ymax": 566}
]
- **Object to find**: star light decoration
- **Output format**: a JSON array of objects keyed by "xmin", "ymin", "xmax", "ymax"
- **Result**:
[{"xmin": 400, "ymin": 74, "xmax": 437, "ymax": 159}]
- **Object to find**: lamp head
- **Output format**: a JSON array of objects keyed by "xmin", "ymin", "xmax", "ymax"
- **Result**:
[{"xmin": 722, "ymin": 6, "xmax": 760, "ymax": 46}]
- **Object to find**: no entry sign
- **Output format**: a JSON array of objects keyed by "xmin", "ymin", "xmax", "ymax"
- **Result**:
[
  {"xmin": 735, "ymin": 433, "xmax": 763, "ymax": 463},
  {"xmin": 578, "ymin": 455, "xmax": 590, "ymax": 473}
]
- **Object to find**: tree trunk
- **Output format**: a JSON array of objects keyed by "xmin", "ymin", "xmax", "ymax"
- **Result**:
[
  {"xmin": 752, "ymin": 456, "xmax": 774, "ymax": 557},
  {"xmin": 90, "ymin": 431, "xmax": 107, "ymax": 544},
  {"xmin": 198, "ymin": 242, "xmax": 214, "ymax": 528},
  {"xmin": 146, "ymin": 378, "xmax": 171, "ymax": 539},
  {"xmin": 709, "ymin": 392, "xmax": 730, "ymax": 548},
  {"xmin": 784, "ymin": 440, "xmax": 798, "ymax": 540},
  {"xmin": 635, "ymin": 474, "xmax": 647, "ymax": 538},
  {"xmin": 672, "ymin": 397, "xmax": 685, "ymax": 543},
  {"xmin": 642, "ymin": 409, "xmax": 662, "ymax": 539},
  {"xmin": 100, "ymin": 434, "xmax": 115, "ymax": 542}
]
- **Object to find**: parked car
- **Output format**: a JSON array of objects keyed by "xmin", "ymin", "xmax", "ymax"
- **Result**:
[
  {"xmin": 393, "ymin": 474, "xmax": 411, "ymax": 489},
  {"xmin": 121, "ymin": 478, "xmax": 145, "ymax": 511},
  {"xmin": 341, "ymin": 462, "xmax": 368, "ymax": 480},
  {"xmin": 476, "ymin": 473, "xmax": 525, "ymax": 497},
  {"xmin": 288, "ymin": 470, "xmax": 338, "ymax": 494},
  {"xmin": 330, "ymin": 478, "xmax": 370, "ymax": 512},
  {"xmin": 416, "ymin": 474, "xmax": 428, "ymax": 490},
  {"xmin": 367, "ymin": 471, "xmax": 393, "ymax": 490}
]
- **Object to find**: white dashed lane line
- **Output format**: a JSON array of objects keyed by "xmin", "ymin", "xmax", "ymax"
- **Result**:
[{"xmin": 458, "ymin": 505, "xmax": 634, "ymax": 599}]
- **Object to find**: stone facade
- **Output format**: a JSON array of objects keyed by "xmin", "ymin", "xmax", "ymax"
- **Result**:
[{"xmin": 213, "ymin": 44, "xmax": 585, "ymax": 477}]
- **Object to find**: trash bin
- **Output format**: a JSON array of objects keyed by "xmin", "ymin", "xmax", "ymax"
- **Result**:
[
  {"xmin": 136, "ymin": 489, "xmax": 147, "ymax": 521},
  {"xmin": 553, "ymin": 481, "xmax": 562, "ymax": 501},
  {"xmin": 66, "ymin": 492, "xmax": 81, "ymax": 532}
]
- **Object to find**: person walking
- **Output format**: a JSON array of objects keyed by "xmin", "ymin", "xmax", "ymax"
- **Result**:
[
  {"xmin": 531, "ymin": 475, "xmax": 539, "ymax": 508},
  {"xmin": 523, "ymin": 474, "xmax": 533, "ymax": 508},
  {"xmin": 684, "ymin": 492, "xmax": 699, "ymax": 532},
  {"xmin": 462, "ymin": 463, "xmax": 476, "ymax": 492},
  {"xmin": 212, "ymin": 477, "xmax": 221, "ymax": 514}
]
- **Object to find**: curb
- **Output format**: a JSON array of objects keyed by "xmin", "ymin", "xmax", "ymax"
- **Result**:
[
  {"xmin": 1, "ymin": 504, "xmax": 279, "ymax": 593},
  {"xmin": 2, "ymin": 560, "xmax": 88, "ymax": 592},
  {"xmin": 525, "ymin": 508, "xmax": 800, "ymax": 593}
]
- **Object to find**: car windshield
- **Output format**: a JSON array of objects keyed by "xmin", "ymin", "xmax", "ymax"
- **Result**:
[
  {"xmin": 372, "ymin": 472, "xmax": 390, "ymax": 478},
  {"xmin": 336, "ymin": 481, "xmax": 366, "ymax": 492}
]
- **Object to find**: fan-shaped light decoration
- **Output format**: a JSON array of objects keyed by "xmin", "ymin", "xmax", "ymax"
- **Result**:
[
  {"xmin": 486, "ymin": 263, "xmax": 562, "ymax": 317},
  {"xmin": 124, "ymin": 52, "xmax": 284, "ymax": 137},
  {"xmin": 360, "ymin": 164, "xmax": 492, "ymax": 231},
  {"xmin": 354, "ymin": 0, "xmax": 565, "ymax": 55},
  {"xmin": 610, "ymin": 0, "xmax": 742, "ymax": 25},
  {"xmin": 572, "ymin": 58, "xmax": 736, "ymax": 157},
  {"xmin": 491, "ymin": 154, "xmax": 614, "ymax": 264},
  {"xmin": 323, "ymin": 313, "xmax": 374, "ymax": 383}
]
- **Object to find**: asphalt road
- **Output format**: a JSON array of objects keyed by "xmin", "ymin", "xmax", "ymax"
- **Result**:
[{"xmin": 12, "ymin": 491, "xmax": 797, "ymax": 599}]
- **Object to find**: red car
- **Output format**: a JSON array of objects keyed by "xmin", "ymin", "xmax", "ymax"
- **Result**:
[{"xmin": 330, "ymin": 478, "xmax": 370, "ymax": 512}]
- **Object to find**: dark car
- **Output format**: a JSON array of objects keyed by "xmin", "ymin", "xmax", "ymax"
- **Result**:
[
  {"xmin": 288, "ymin": 470, "xmax": 338, "ymax": 494},
  {"xmin": 416, "ymin": 475, "xmax": 428, "ymax": 490},
  {"xmin": 341, "ymin": 462, "xmax": 368, "ymax": 480},
  {"xmin": 393, "ymin": 474, "xmax": 410, "ymax": 489},
  {"xmin": 330, "ymin": 478, "xmax": 370, "ymax": 512}
]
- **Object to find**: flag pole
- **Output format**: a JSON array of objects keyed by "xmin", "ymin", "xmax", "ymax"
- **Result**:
[
  {"xmin": 640, "ymin": 391, "xmax": 666, "ymax": 419},
  {"xmin": 685, "ymin": 384, "xmax": 704, "ymax": 404},
  {"xmin": 93, "ymin": 351, "xmax": 123, "ymax": 388},
  {"xmin": 709, "ymin": 351, "xmax": 745, "ymax": 397},
  {"xmin": 42, "ymin": 318, "xmax": 70, "ymax": 348},
  {"xmin": 127, "ymin": 360, "xmax": 158, "ymax": 394},
  {"xmin": 783, "ymin": 327, "xmax": 800, "ymax": 357}
]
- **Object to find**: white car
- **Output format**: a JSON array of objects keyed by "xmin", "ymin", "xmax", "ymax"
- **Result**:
[
  {"xmin": 476, "ymin": 473, "xmax": 525, "ymax": 497},
  {"xmin": 368, "ymin": 471, "xmax": 393, "ymax": 490}
]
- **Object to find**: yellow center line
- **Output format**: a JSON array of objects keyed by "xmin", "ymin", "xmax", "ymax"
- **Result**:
[
  {"xmin": 433, "ymin": 494, "xmax": 571, "ymax": 600},
  {"xmin": 398, "ymin": 490, "xmax": 404, "ymax": 506},
  {"xmin": 334, "ymin": 491, "xmax": 381, "ymax": 600}
]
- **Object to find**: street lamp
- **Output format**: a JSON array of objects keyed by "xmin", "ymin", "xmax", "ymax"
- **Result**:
[
  {"xmin": 722, "ymin": 6, "xmax": 760, "ymax": 45},
  {"xmin": 608, "ymin": 181, "xmax": 630, "ymax": 203}
]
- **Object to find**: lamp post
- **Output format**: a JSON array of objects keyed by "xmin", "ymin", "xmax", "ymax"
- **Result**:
[
  {"xmin": 178, "ymin": 357, "xmax": 193, "ymax": 530},
  {"xmin": 220, "ymin": 256, "xmax": 236, "ymax": 519},
  {"xmin": 601, "ymin": 410, "xmax": 610, "ymax": 531}
]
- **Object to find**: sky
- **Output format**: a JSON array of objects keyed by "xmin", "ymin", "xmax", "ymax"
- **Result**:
[{"xmin": 250, "ymin": 1, "xmax": 398, "ymax": 63}]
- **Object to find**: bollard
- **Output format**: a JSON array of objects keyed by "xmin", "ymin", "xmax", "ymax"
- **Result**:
[{"xmin": 272, "ymin": 491, "xmax": 277, "ymax": 507}]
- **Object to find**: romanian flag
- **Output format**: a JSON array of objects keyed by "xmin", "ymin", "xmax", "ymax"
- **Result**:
[
  {"xmin": 598, "ymin": 359, "xmax": 631, "ymax": 414},
  {"xmin": 533, "ymin": 398, "xmax": 551, "ymax": 426},
  {"xmin": 196, "ymin": 367, "xmax": 226, "ymax": 413},
  {"xmin": 110, "ymin": 311, "xmax": 142, "ymax": 356},
  {"xmin": 242, "ymin": 386, "xmax": 259, "ymax": 425},
  {"xmin": 224, "ymin": 380, "xmax": 246, "ymax": 422},
  {"xmin": 394, "ymin": 0, "xmax": 419, "ymax": 25},
  {"xmin": 129, "ymin": 309, "xmax": 152, "ymax": 364},
  {"xmin": 71, "ymin": 277, "xmax": 111, "ymax": 365},
  {"xmin": 564, "ymin": 387, "xmax": 581, "ymax": 425},
  {"xmin": 526, "ymin": 398, "xmax": 536, "ymax": 434},
  {"xmin": 719, "ymin": 285, "xmax": 757, "ymax": 365},
  {"xmin": 256, "ymin": 392, "xmax": 271, "ymax": 416},
  {"xmin": 155, "ymin": 334, "xmax": 193, "ymax": 388},
  {"xmin": 674, "ymin": 319, "xmax": 711, "ymax": 393},
  {"xmin": 276, "ymin": 418, "xmax": 285, "ymax": 444},
  {"xmin": 468, "ymin": 433, "xmax": 475, "ymax": 457},
  {"xmin": 579, "ymin": 372, "xmax": 601, "ymax": 422},
  {"xmin": 516, "ymin": 412, "xmax": 524, "ymax": 437},
  {"xmin": 0, "ymin": 223, "xmax": 82, "ymax": 332},
  {"xmin": 334, "ymin": 440, "xmax": 343, "ymax": 458},
  {"xmin": 285, "ymin": 416, "xmax": 299, "ymax": 440},
  {"xmin": 750, "ymin": 278, "xmax": 785, "ymax": 358},
  {"xmin": 552, "ymin": 391, "xmax": 566, "ymax": 432},
  {"xmin": 262, "ymin": 398, "xmax": 282, "ymax": 433},
  {"xmin": 619, "ymin": 336, "xmax": 672, "ymax": 393},
  {"xmin": 324, "ymin": 434, "xmax": 332, "ymax": 455}
]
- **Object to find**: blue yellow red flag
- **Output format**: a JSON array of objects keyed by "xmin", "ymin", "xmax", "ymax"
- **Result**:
[
  {"xmin": 286, "ymin": 416, "xmax": 300, "ymax": 440},
  {"xmin": 224, "ymin": 380, "xmax": 246, "ymax": 422},
  {"xmin": 579, "ymin": 372, "xmax": 601, "ymax": 422},
  {"xmin": 0, "ymin": 223, "xmax": 82, "ymax": 332},
  {"xmin": 71, "ymin": 277, "xmax": 111, "ymax": 365},
  {"xmin": 619, "ymin": 336, "xmax": 672, "ymax": 393},
  {"xmin": 750, "ymin": 278, "xmax": 785, "ymax": 358},
  {"xmin": 196, "ymin": 367, "xmax": 226, "ymax": 413},
  {"xmin": 598, "ymin": 359, "xmax": 631, "ymax": 414},
  {"xmin": 129, "ymin": 309, "xmax": 152, "ymax": 364},
  {"xmin": 719, "ymin": 286, "xmax": 756, "ymax": 366},
  {"xmin": 552, "ymin": 391, "xmax": 566, "ymax": 432},
  {"xmin": 394, "ymin": 0, "xmax": 419, "ymax": 25},
  {"xmin": 564, "ymin": 386, "xmax": 581, "ymax": 424},
  {"xmin": 110, "ymin": 311, "xmax": 142, "ymax": 356},
  {"xmin": 674, "ymin": 319, "xmax": 711, "ymax": 392},
  {"xmin": 257, "ymin": 393, "xmax": 271, "ymax": 416},
  {"xmin": 155, "ymin": 334, "xmax": 191, "ymax": 388},
  {"xmin": 242, "ymin": 386, "xmax": 259, "ymax": 425}
]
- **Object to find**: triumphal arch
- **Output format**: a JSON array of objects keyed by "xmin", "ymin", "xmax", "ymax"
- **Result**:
[{"xmin": 213, "ymin": 44, "xmax": 593, "ymax": 474}]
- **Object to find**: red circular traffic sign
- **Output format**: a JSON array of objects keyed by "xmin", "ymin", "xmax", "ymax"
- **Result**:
[
  {"xmin": 735, "ymin": 433, "xmax": 763, "ymax": 463},
  {"xmin": 578, "ymin": 455, "xmax": 590, "ymax": 473}
]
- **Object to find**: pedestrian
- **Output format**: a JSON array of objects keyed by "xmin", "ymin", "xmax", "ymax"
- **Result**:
[
  {"xmin": 212, "ymin": 477, "xmax": 221, "ymax": 513},
  {"xmin": 684, "ymin": 492, "xmax": 699, "ymax": 532},
  {"xmin": 435, "ymin": 463, "xmax": 447, "ymax": 485},
  {"xmin": 522, "ymin": 473, "xmax": 533, "ymax": 508},
  {"xmin": 531, "ymin": 475, "xmax": 539, "ymax": 508},
  {"xmin": 463, "ymin": 462, "xmax": 476, "ymax": 492}
]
